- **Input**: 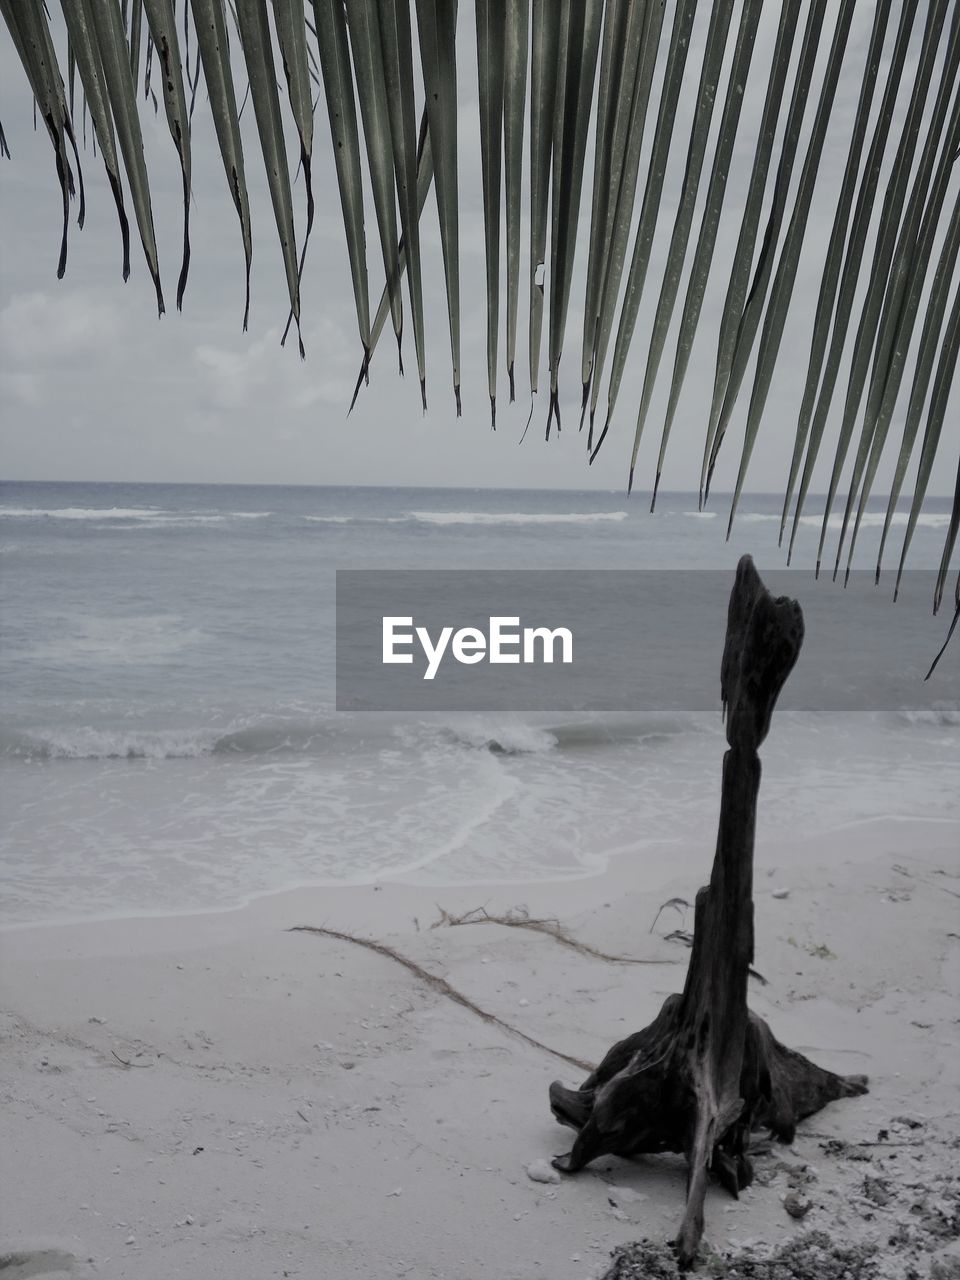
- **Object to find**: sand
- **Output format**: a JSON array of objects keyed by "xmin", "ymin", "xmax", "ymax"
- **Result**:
[{"xmin": 2, "ymin": 817, "xmax": 958, "ymax": 1280}]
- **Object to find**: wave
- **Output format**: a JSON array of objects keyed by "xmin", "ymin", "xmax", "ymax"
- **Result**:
[
  {"xmin": 301, "ymin": 510, "xmax": 629, "ymax": 527},
  {"xmin": 430, "ymin": 721, "xmax": 559, "ymax": 755},
  {"xmin": 737, "ymin": 511, "xmax": 949, "ymax": 530},
  {"xmin": 0, "ymin": 506, "xmax": 164, "ymax": 519},
  {"xmin": 408, "ymin": 510, "xmax": 629, "ymax": 525},
  {"xmin": 109, "ymin": 516, "xmax": 227, "ymax": 530},
  {"xmin": 899, "ymin": 701, "xmax": 960, "ymax": 728},
  {"xmin": 0, "ymin": 723, "xmax": 323, "ymax": 760},
  {"xmin": 23, "ymin": 614, "xmax": 205, "ymax": 664},
  {"xmin": 414, "ymin": 714, "xmax": 692, "ymax": 757},
  {"xmin": 0, "ymin": 726, "xmax": 218, "ymax": 760},
  {"xmin": 1, "ymin": 712, "xmax": 692, "ymax": 763},
  {"xmin": 304, "ymin": 514, "xmax": 406, "ymax": 524},
  {"xmin": 0, "ymin": 506, "xmax": 271, "ymax": 525}
]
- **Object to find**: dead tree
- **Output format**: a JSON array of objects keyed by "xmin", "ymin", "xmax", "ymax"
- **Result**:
[{"xmin": 549, "ymin": 556, "xmax": 868, "ymax": 1267}]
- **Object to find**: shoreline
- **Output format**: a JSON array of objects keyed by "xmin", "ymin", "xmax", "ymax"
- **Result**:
[
  {"xmin": 2, "ymin": 808, "xmax": 955, "ymax": 940},
  {"xmin": 2, "ymin": 817, "xmax": 958, "ymax": 1279}
]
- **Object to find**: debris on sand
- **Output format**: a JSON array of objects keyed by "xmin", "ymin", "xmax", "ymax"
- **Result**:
[
  {"xmin": 783, "ymin": 1190, "xmax": 812, "ymax": 1219},
  {"xmin": 526, "ymin": 1159, "xmax": 561, "ymax": 1185},
  {"xmin": 598, "ymin": 1231, "xmax": 881, "ymax": 1279}
]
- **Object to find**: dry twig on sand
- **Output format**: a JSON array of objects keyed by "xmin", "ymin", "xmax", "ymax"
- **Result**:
[
  {"xmin": 110, "ymin": 1049, "xmax": 153, "ymax": 1069},
  {"xmin": 431, "ymin": 904, "xmax": 679, "ymax": 966},
  {"xmin": 289, "ymin": 925, "xmax": 594, "ymax": 1073}
]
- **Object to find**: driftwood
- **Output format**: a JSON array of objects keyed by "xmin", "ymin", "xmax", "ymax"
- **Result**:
[
  {"xmin": 290, "ymin": 924, "xmax": 593, "ymax": 1072},
  {"xmin": 548, "ymin": 556, "xmax": 868, "ymax": 1267}
]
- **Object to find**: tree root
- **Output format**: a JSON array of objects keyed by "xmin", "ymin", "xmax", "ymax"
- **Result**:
[{"xmin": 548, "ymin": 558, "xmax": 869, "ymax": 1268}]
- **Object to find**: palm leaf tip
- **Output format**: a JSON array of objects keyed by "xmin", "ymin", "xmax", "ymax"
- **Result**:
[
  {"xmin": 314, "ymin": 0, "xmax": 370, "ymax": 352},
  {"xmin": 377, "ymin": 0, "xmax": 427, "ymax": 390},
  {"xmin": 4, "ymin": 0, "xmax": 79, "ymax": 280},
  {"xmin": 924, "ymin": 603, "xmax": 960, "ymax": 680},
  {"xmin": 141, "ymin": 0, "xmax": 193, "ymax": 309},
  {"xmin": 545, "ymin": 388, "xmax": 562, "ymax": 441},
  {"xmin": 344, "ymin": 0, "xmax": 403, "ymax": 345}
]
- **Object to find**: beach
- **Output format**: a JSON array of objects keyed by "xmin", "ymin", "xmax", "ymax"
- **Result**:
[
  {"xmin": 3, "ymin": 814, "xmax": 958, "ymax": 1280},
  {"xmin": 2, "ymin": 483, "xmax": 958, "ymax": 1276}
]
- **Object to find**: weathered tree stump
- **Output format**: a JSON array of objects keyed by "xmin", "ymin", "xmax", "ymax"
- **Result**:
[{"xmin": 548, "ymin": 556, "xmax": 868, "ymax": 1267}]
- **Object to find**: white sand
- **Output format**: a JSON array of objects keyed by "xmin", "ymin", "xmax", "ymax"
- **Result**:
[{"xmin": 2, "ymin": 818, "xmax": 958, "ymax": 1279}]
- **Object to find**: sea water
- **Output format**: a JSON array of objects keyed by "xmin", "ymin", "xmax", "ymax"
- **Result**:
[{"xmin": 1, "ymin": 480, "xmax": 956, "ymax": 926}]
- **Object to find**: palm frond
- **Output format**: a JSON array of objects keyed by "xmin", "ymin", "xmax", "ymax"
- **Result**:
[
  {"xmin": 697, "ymin": 0, "xmax": 802, "ymax": 503},
  {"xmin": 544, "ymin": 0, "xmax": 603, "ymax": 437},
  {"xmin": 350, "ymin": 110, "xmax": 433, "ymax": 409},
  {"xmin": 378, "ymin": 0, "xmax": 427, "ymax": 406},
  {"xmin": 417, "ymin": 0, "xmax": 461, "ymax": 409},
  {"xmin": 313, "ymin": 0, "xmax": 370, "ymax": 357},
  {"xmin": 143, "ymin": 0, "xmax": 192, "ymax": 307},
  {"xmin": 654, "ymin": 0, "xmax": 765, "ymax": 501},
  {"xmin": 784, "ymin": 0, "xmax": 920, "ymax": 563},
  {"xmin": 635, "ymin": 0, "xmax": 747, "ymax": 504},
  {"xmin": 90, "ymin": 0, "xmax": 164, "ymax": 313},
  {"xmin": 811, "ymin": 0, "xmax": 950, "ymax": 576},
  {"xmin": 476, "ymin": 0, "xmax": 506, "ymax": 423},
  {"xmin": 3, "ymin": 0, "xmax": 80, "ymax": 280},
  {"xmin": 527, "ymin": 0, "xmax": 560, "ymax": 402},
  {"xmin": 779, "ymin": 0, "xmax": 897, "ymax": 546},
  {"xmin": 584, "ymin": 0, "xmax": 665, "ymax": 450},
  {"xmin": 897, "ymin": 277, "xmax": 960, "ymax": 603},
  {"xmin": 59, "ymin": 0, "xmax": 131, "ymax": 278},
  {"xmin": 4, "ymin": 0, "xmax": 958, "ymax": 628},
  {"xmin": 878, "ymin": 194, "xmax": 960, "ymax": 581},
  {"xmin": 234, "ymin": 0, "xmax": 302, "ymax": 353},
  {"xmin": 344, "ymin": 0, "xmax": 403, "ymax": 363},
  {"xmin": 725, "ymin": 0, "xmax": 857, "ymax": 534},
  {"xmin": 703, "ymin": 0, "xmax": 829, "ymax": 501},
  {"xmin": 501, "ymin": 0, "xmax": 527, "ymax": 405},
  {"xmin": 834, "ymin": 17, "xmax": 960, "ymax": 581},
  {"xmin": 596, "ymin": 0, "xmax": 697, "ymax": 457}
]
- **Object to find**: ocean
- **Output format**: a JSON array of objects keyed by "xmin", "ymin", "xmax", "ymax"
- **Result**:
[{"xmin": 1, "ymin": 480, "xmax": 957, "ymax": 927}]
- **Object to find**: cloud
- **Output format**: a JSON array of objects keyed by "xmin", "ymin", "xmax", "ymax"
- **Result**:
[
  {"xmin": 194, "ymin": 317, "xmax": 355, "ymax": 413},
  {"xmin": 0, "ymin": 290, "xmax": 122, "ymax": 368}
]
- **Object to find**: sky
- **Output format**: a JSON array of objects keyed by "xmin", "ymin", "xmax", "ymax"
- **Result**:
[{"xmin": 0, "ymin": 3, "xmax": 956, "ymax": 496}]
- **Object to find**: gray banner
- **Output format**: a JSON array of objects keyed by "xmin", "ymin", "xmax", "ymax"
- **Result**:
[{"xmin": 336, "ymin": 569, "xmax": 956, "ymax": 712}]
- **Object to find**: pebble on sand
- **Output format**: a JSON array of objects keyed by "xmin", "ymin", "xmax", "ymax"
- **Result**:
[
  {"xmin": 526, "ymin": 1159, "xmax": 561, "ymax": 1185},
  {"xmin": 784, "ymin": 1190, "xmax": 812, "ymax": 1219}
]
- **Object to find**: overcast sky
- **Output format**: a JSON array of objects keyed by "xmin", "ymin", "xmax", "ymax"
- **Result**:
[{"xmin": 0, "ymin": 3, "xmax": 956, "ymax": 495}]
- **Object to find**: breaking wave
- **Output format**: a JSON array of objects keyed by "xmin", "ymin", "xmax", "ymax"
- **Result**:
[
  {"xmin": 0, "ymin": 506, "xmax": 271, "ymax": 525},
  {"xmin": 409, "ymin": 510, "xmax": 629, "ymax": 525},
  {"xmin": 898, "ymin": 701, "xmax": 960, "ymax": 728},
  {"xmin": 738, "ymin": 512, "xmax": 949, "ymax": 529},
  {"xmin": 303, "ymin": 510, "xmax": 629, "ymax": 526},
  {"xmin": 1, "ymin": 712, "xmax": 692, "ymax": 763}
]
